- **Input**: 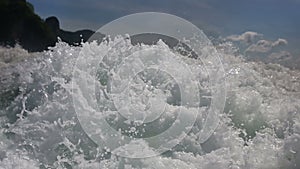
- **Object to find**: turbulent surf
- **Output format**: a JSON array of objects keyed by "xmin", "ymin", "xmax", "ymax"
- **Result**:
[{"xmin": 0, "ymin": 37, "xmax": 299, "ymax": 169}]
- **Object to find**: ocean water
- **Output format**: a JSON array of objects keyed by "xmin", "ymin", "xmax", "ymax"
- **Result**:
[{"xmin": 0, "ymin": 37, "xmax": 299, "ymax": 169}]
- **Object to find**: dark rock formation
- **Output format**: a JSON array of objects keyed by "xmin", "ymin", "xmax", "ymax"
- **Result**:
[
  {"xmin": 59, "ymin": 29, "xmax": 95, "ymax": 45},
  {"xmin": 0, "ymin": 0, "xmax": 56, "ymax": 52},
  {"xmin": 0, "ymin": 0, "xmax": 99, "ymax": 52},
  {"xmin": 45, "ymin": 16, "xmax": 98, "ymax": 46},
  {"xmin": 45, "ymin": 16, "xmax": 60, "ymax": 36}
]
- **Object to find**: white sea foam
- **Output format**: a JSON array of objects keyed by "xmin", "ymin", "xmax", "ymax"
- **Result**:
[{"xmin": 0, "ymin": 38, "xmax": 299, "ymax": 168}]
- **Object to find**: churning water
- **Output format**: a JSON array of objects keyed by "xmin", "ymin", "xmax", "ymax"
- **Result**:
[{"xmin": 0, "ymin": 37, "xmax": 299, "ymax": 169}]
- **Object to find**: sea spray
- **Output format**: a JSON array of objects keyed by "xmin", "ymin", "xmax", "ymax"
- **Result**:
[{"xmin": 0, "ymin": 38, "xmax": 299, "ymax": 168}]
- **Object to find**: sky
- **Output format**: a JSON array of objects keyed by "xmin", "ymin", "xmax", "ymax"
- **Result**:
[{"xmin": 28, "ymin": 0, "xmax": 300, "ymax": 57}]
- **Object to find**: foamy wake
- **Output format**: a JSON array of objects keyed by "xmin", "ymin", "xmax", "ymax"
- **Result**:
[{"xmin": 0, "ymin": 38, "xmax": 299, "ymax": 169}]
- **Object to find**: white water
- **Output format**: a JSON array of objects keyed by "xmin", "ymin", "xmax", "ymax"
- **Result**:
[{"xmin": 0, "ymin": 38, "xmax": 299, "ymax": 169}]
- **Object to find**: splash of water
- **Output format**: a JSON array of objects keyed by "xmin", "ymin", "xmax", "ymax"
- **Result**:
[{"xmin": 0, "ymin": 38, "xmax": 299, "ymax": 168}]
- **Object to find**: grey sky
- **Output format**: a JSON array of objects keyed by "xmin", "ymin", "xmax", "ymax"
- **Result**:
[{"xmin": 28, "ymin": 0, "xmax": 300, "ymax": 56}]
